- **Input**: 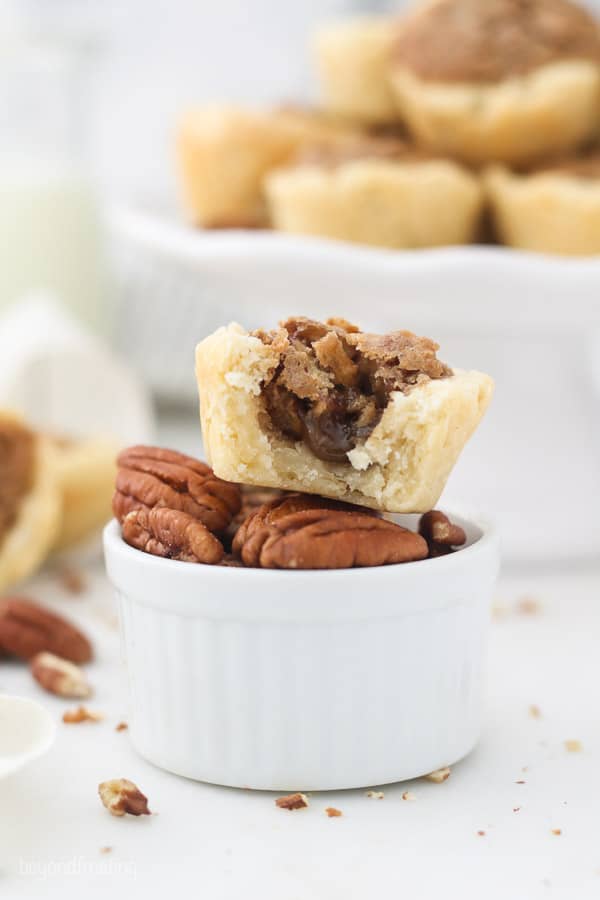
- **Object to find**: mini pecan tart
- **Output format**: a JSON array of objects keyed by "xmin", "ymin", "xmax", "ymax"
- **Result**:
[
  {"xmin": 389, "ymin": 0, "xmax": 600, "ymax": 166},
  {"xmin": 196, "ymin": 318, "xmax": 493, "ymax": 513},
  {"xmin": 314, "ymin": 18, "xmax": 399, "ymax": 123},
  {"xmin": 0, "ymin": 412, "xmax": 61, "ymax": 592},
  {"xmin": 233, "ymin": 493, "xmax": 427, "ymax": 569},
  {"xmin": 50, "ymin": 435, "xmax": 118, "ymax": 551},
  {"xmin": 113, "ymin": 445, "xmax": 241, "ymax": 533},
  {"xmin": 176, "ymin": 105, "xmax": 355, "ymax": 229},
  {"xmin": 486, "ymin": 151, "xmax": 600, "ymax": 255},
  {"xmin": 266, "ymin": 136, "xmax": 483, "ymax": 249}
]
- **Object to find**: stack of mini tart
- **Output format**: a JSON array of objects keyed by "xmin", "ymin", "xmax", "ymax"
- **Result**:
[
  {"xmin": 114, "ymin": 317, "xmax": 493, "ymax": 569},
  {"xmin": 177, "ymin": 0, "xmax": 600, "ymax": 256}
]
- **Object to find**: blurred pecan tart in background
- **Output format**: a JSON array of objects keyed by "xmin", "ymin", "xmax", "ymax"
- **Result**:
[
  {"xmin": 196, "ymin": 317, "xmax": 493, "ymax": 513},
  {"xmin": 313, "ymin": 18, "xmax": 399, "ymax": 124},
  {"xmin": 389, "ymin": 0, "xmax": 600, "ymax": 167},
  {"xmin": 265, "ymin": 136, "xmax": 483, "ymax": 249},
  {"xmin": 176, "ymin": 105, "xmax": 356, "ymax": 229},
  {"xmin": 485, "ymin": 149, "xmax": 600, "ymax": 255},
  {"xmin": 0, "ymin": 412, "xmax": 61, "ymax": 592}
]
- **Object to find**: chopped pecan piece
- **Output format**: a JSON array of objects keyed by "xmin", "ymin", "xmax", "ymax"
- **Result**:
[
  {"xmin": 325, "ymin": 807, "xmax": 342, "ymax": 817},
  {"xmin": 425, "ymin": 767, "xmax": 451, "ymax": 783},
  {"xmin": 63, "ymin": 705, "xmax": 103, "ymax": 723},
  {"xmin": 122, "ymin": 507, "xmax": 224, "ymax": 564},
  {"xmin": 98, "ymin": 779, "xmax": 151, "ymax": 817},
  {"xmin": 419, "ymin": 510, "xmax": 467, "ymax": 557},
  {"xmin": 113, "ymin": 445, "xmax": 241, "ymax": 533},
  {"xmin": 30, "ymin": 652, "xmax": 91, "ymax": 698},
  {"xmin": 234, "ymin": 493, "xmax": 427, "ymax": 569},
  {"xmin": 0, "ymin": 597, "xmax": 92, "ymax": 663},
  {"xmin": 275, "ymin": 793, "xmax": 309, "ymax": 810}
]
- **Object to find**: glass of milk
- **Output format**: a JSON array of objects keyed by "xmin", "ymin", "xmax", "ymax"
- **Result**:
[{"xmin": 0, "ymin": 20, "xmax": 109, "ymax": 334}]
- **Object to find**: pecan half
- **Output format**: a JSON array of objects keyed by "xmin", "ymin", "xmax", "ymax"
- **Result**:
[
  {"xmin": 0, "ymin": 598, "xmax": 92, "ymax": 663},
  {"xmin": 98, "ymin": 779, "xmax": 151, "ymax": 817},
  {"xmin": 30, "ymin": 652, "xmax": 91, "ymax": 698},
  {"xmin": 122, "ymin": 507, "xmax": 224, "ymax": 564},
  {"xmin": 222, "ymin": 485, "xmax": 284, "ymax": 551},
  {"xmin": 418, "ymin": 510, "xmax": 466, "ymax": 558},
  {"xmin": 234, "ymin": 494, "xmax": 427, "ymax": 569},
  {"xmin": 113, "ymin": 445, "xmax": 241, "ymax": 533}
]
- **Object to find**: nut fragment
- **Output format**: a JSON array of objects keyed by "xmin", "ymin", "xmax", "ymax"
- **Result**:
[
  {"xmin": 116, "ymin": 722, "xmax": 128, "ymax": 732},
  {"xmin": 113, "ymin": 445, "xmax": 241, "ymax": 533},
  {"xmin": 425, "ymin": 767, "xmax": 451, "ymax": 783},
  {"xmin": 98, "ymin": 779, "xmax": 151, "ymax": 817},
  {"xmin": 121, "ymin": 507, "xmax": 224, "ymax": 564},
  {"xmin": 325, "ymin": 807, "xmax": 342, "ymax": 817},
  {"xmin": 275, "ymin": 792, "xmax": 309, "ymax": 810},
  {"xmin": 529, "ymin": 705, "xmax": 541, "ymax": 719},
  {"xmin": 63, "ymin": 705, "xmax": 103, "ymax": 724},
  {"xmin": 402, "ymin": 791, "xmax": 416, "ymax": 801},
  {"xmin": 564, "ymin": 739, "xmax": 582, "ymax": 753},
  {"xmin": 30, "ymin": 652, "xmax": 91, "ymax": 698},
  {"xmin": 418, "ymin": 510, "xmax": 466, "ymax": 557},
  {"xmin": 0, "ymin": 597, "xmax": 92, "ymax": 663},
  {"xmin": 366, "ymin": 790, "xmax": 384, "ymax": 799},
  {"xmin": 234, "ymin": 493, "xmax": 427, "ymax": 569}
]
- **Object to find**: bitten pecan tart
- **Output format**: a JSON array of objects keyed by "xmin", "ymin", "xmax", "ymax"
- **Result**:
[
  {"xmin": 196, "ymin": 317, "xmax": 493, "ymax": 513},
  {"xmin": 389, "ymin": 0, "xmax": 600, "ymax": 166}
]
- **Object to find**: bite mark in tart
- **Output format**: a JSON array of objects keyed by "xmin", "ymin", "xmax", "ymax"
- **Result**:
[
  {"xmin": 485, "ymin": 150, "xmax": 600, "ymax": 256},
  {"xmin": 265, "ymin": 136, "xmax": 483, "ymax": 249},
  {"xmin": 389, "ymin": 0, "xmax": 600, "ymax": 167},
  {"xmin": 195, "ymin": 318, "xmax": 493, "ymax": 513}
]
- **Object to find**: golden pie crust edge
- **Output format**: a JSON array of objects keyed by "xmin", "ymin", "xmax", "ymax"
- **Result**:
[
  {"xmin": 0, "ymin": 413, "xmax": 61, "ymax": 591},
  {"xmin": 265, "ymin": 158, "xmax": 483, "ymax": 248},
  {"xmin": 314, "ymin": 18, "xmax": 399, "ymax": 123},
  {"xmin": 195, "ymin": 324, "xmax": 494, "ymax": 513},
  {"xmin": 390, "ymin": 60, "xmax": 600, "ymax": 166}
]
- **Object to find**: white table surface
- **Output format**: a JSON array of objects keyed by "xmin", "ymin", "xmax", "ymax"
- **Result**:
[{"xmin": 1, "ymin": 556, "xmax": 599, "ymax": 900}]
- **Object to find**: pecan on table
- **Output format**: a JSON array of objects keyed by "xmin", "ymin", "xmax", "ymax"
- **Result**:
[
  {"xmin": 122, "ymin": 506, "xmax": 224, "ymax": 564},
  {"xmin": 113, "ymin": 445, "xmax": 241, "ymax": 534},
  {"xmin": 234, "ymin": 493, "xmax": 427, "ymax": 569},
  {"xmin": 418, "ymin": 510, "xmax": 467, "ymax": 558},
  {"xmin": 0, "ymin": 597, "xmax": 92, "ymax": 663}
]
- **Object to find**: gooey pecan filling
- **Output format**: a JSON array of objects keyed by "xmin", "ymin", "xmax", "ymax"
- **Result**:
[
  {"xmin": 0, "ymin": 421, "xmax": 35, "ymax": 546},
  {"xmin": 255, "ymin": 317, "xmax": 452, "ymax": 463}
]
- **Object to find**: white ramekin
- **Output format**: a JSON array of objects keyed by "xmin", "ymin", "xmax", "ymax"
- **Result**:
[{"xmin": 103, "ymin": 512, "xmax": 499, "ymax": 791}]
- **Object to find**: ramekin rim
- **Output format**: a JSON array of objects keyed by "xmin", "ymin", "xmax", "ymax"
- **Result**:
[{"xmin": 103, "ymin": 507, "xmax": 498, "ymax": 579}]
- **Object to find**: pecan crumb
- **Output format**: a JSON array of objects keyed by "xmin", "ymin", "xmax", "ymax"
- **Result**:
[
  {"xmin": 100, "ymin": 847, "xmax": 113, "ymax": 854},
  {"xmin": 59, "ymin": 566, "xmax": 86, "ymax": 595},
  {"xmin": 517, "ymin": 596, "xmax": 540, "ymax": 616},
  {"xmin": 402, "ymin": 791, "xmax": 416, "ymax": 801},
  {"xmin": 529, "ymin": 705, "xmax": 541, "ymax": 719},
  {"xmin": 551, "ymin": 828, "xmax": 562, "ymax": 836},
  {"xmin": 366, "ymin": 790, "xmax": 384, "ymax": 799},
  {"xmin": 477, "ymin": 830, "xmax": 486, "ymax": 837},
  {"xmin": 98, "ymin": 779, "xmax": 151, "ymax": 817},
  {"xmin": 116, "ymin": 721, "xmax": 128, "ymax": 732},
  {"xmin": 275, "ymin": 792, "xmax": 309, "ymax": 811},
  {"xmin": 425, "ymin": 767, "xmax": 451, "ymax": 783},
  {"xmin": 31, "ymin": 652, "xmax": 91, "ymax": 699},
  {"xmin": 513, "ymin": 807, "xmax": 521, "ymax": 813},
  {"xmin": 325, "ymin": 807, "xmax": 342, "ymax": 817},
  {"xmin": 62, "ymin": 705, "xmax": 103, "ymax": 724},
  {"xmin": 516, "ymin": 780, "xmax": 526, "ymax": 784},
  {"xmin": 564, "ymin": 739, "xmax": 582, "ymax": 752}
]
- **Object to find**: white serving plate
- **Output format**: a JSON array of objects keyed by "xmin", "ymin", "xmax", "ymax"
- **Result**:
[
  {"xmin": 110, "ymin": 206, "xmax": 600, "ymax": 565},
  {"xmin": 104, "ymin": 511, "xmax": 499, "ymax": 791}
]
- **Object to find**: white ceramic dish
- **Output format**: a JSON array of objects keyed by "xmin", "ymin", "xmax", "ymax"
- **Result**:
[
  {"xmin": 104, "ymin": 513, "xmax": 499, "ymax": 791},
  {"xmin": 0, "ymin": 694, "xmax": 56, "ymax": 779},
  {"xmin": 110, "ymin": 208, "xmax": 600, "ymax": 564}
]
